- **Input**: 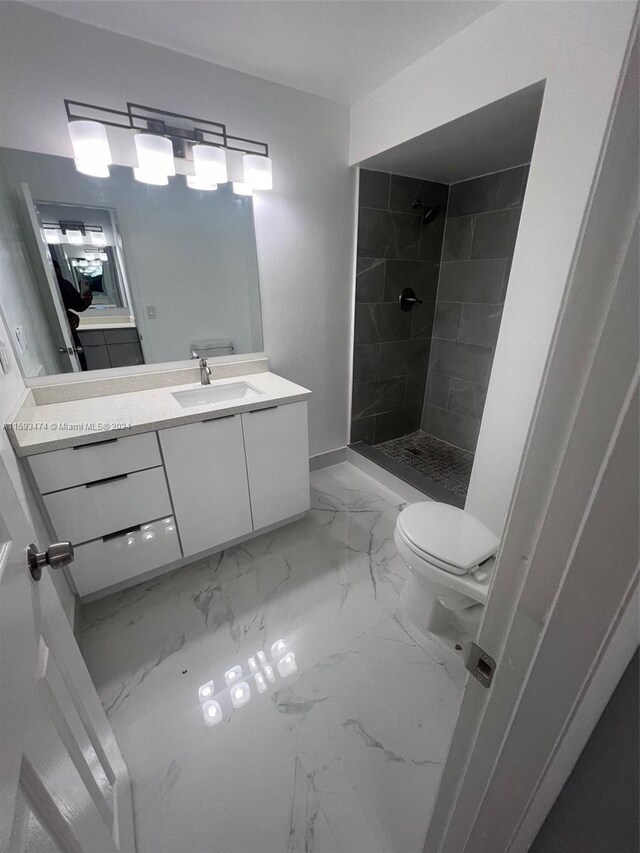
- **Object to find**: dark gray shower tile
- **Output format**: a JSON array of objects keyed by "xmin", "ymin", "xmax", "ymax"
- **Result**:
[
  {"xmin": 352, "ymin": 377, "xmax": 406, "ymax": 419},
  {"xmin": 418, "ymin": 215, "xmax": 446, "ymax": 262},
  {"xmin": 359, "ymin": 169, "xmax": 390, "ymax": 210},
  {"xmin": 448, "ymin": 166, "xmax": 527, "ymax": 217},
  {"xmin": 390, "ymin": 212, "xmax": 422, "ymax": 259},
  {"xmin": 442, "ymin": 216, "xmax": 474, "ymax": 261},
  {"xmin": 350, "ymin": 416, "xmax": 376, "ymax": 445},
  {"xmin": 357, "ymin": 208, "xmax": 394, "ymax": 257},
  {"xmin": 374, "ymin": 406, "xmax": 422, "ymax": 444},
  {"xmin": 389, "ymin": 175, "xmax": 448, "ymax": 215},
  {"xmin": 356, "ymin": 258, "xmax": 386, "ymax": 302},
  {"xmin": 429, "ymin": 338, "xmax": 494, "ymax": 385},
  {"xmin": 379, "ymin": 339, "xmax": 431, "ymax": 379},
  {"xmin": 410, "ymin": 300, "xmax": 436, "ymax": 339},
  {"xmin": 438, "ymin": 259, "xmax": 508, "ymax": 303},
  {"xmin": 447, "ymin": 378, "xmax": 488, "ymax": 420},
  {"xmin": 433, "ymin": 302, "xmax": 462, "ymax": 341},
  {"xmin": 422, "ymin": 404, "xmax": 481, "ymax": 453},
  {"xmin": 384, "ymin": 259, "xmax": 439, "ymax": 302},
  {"xmin": 353, "ymin": 344, "xmax": 380, "ymax": 384},
  {"xmin": 471, "ymin": 208, "xmax": 521, "ymax": 259},
  {"xmin": 405, "ymin": 372, "xmax": 428, "ymax": 407},
  {"xmin": 354, "ymin": 303, "xmax": 412, "ymax": 344},
  {"xmin": 458, "ymin": 303, "xmax": 503, "ymax": 348},
  {"xmin": 425, "ymin": 372, "xmax": 450, "ymax": 409}
]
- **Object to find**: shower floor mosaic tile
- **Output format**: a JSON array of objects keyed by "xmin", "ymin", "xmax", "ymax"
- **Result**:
[{"xmin": 374, "ymin": 431, "xmax": 474, "ymax": 498}]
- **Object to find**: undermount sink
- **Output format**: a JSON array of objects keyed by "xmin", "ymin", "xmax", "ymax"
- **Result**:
[{"xmin": 172, "ymin": 382, "xmax": 262, "ymax": 408}]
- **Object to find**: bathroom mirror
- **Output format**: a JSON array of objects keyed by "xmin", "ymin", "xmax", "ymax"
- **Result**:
[{"xmin": 0, "ymin": 146, "xmax": 263, "ymax": 378}]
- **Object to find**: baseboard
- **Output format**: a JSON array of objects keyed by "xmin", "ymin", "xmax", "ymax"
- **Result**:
[{"xmin": 309, "ymin": 446, "xmax": 348, "ymax": 471}]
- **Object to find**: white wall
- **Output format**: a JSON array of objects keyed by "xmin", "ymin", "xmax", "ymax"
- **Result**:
[
  {"xmin": 0, "ymin": 2, "xmax": 356, "ymax": 457},
  {"xmin": 350, "ymin": 1, "xmax": 637, "ymax": 535}
]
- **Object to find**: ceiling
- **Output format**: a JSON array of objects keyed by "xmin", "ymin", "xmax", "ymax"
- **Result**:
[
  {"xmin": 27, "ymin": 1, "xmax": 500, "ymax": 105},
  {"xmin": 361, "ymin": 82, "xmax": 545, "ymax": 184}
]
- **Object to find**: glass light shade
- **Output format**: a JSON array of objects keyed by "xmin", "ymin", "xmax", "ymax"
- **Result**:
[
  {"xmin": 193, "ymin": 145, "xmax": 227, "ymax": 184},
  {"xmin": 134, "ymin": 133, "xmax": 175, "ymax": 178},
  {"xmin": 243, "ymin": 154, "xmax": 272, "ymax": 190},
  {"xmin": 232, "ymin": 182, "xmax": 253, "ymax": 197},
  {"xmin": 69, "ymin": 121, "xmax": 112, "ymax": 174},
  {"xmin": 43, "ymin": 228, "xmax": 60, "ymax": 245},
  {"xmin": 64, "ymin": 228, "xmax": 84, "ymax": 245},
  {"xmin": 186, "ymin": 175, "xmax": 218, "ymax": 192},
  {"xmin": 133, "ymin": 167, "xmax": 169, "ymax": 186},
  {"xmin": 89, "ymin": 230, "xmax": 107, "ymax": 247}
]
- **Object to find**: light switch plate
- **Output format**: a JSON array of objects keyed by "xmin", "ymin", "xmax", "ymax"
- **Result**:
[{"xmin": 146, "ymin": 305, "xmax": 157, "ymax": 319}]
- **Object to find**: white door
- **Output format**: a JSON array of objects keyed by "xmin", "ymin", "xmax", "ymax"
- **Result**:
[
  {"xmin": 159, "ymin": 415, "xmax": 253, "ymax": 557},
  {"xmin": 242, "ymin": 402, "xmax": 310, "ymax": 529},
  {"xmin": 0, "ymin": 455, "xmax": 135, "ymax": 853},
  {"xmin": 20, "ymin": 183, "xmax": 81, "ymax": 373}
]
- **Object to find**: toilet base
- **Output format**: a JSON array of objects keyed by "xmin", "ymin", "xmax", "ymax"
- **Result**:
[{"xmin": 400, "ymin": 571, "xmax": 483, "ymax": 645}]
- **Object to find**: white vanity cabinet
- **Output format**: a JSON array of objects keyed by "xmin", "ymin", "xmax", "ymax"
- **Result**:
[
  {"xmin": 242, "ymin": 402, "xmax": 310, "ymax": 529},
  {"xmin": 158, "ymin": 414, "xmax": 253, "ymax": 558}
]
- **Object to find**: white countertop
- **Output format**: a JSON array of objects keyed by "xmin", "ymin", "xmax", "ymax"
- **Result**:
[{"xmin": 7, "ymin": 371, "xmax": 311, "ymax": 457}]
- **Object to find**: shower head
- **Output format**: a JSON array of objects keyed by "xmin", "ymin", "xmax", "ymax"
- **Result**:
[{"xmin": 411, "ymin": 197, "xmax": 442, "ymax": 225}]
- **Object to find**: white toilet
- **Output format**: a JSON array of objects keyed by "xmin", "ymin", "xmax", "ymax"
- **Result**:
[{"xmin": 394, "ymin": 502, "xmax": 499, "ymax": 643}]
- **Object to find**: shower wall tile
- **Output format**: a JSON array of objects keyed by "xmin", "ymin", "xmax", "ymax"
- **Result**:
[
  {"xmin": 353, "ymin": 344, "xmax": 380, "ymax": 384},
  {"xmin": 354, "ymin": 303, "xmax": 412, "ymax": 344},
  {"xmin": 379, "ymin": 339, "xmax": 431, "ymax": 379},
  {"xmin": 433, "ymin": 302, "xmax": 462, "ymax": 341},
  {"xmin": 384, "ymin": 259, "xmax": 439, "ymax": 302},
  {"xmin": 422, "ymin": 404, "xmax": 481, "ymax": 453},
  {"xmin": 351, "ymin": 168, "xmax": 448, "ymax": 444},
  {"xmin": 448, "ymin": 165, "xmax": 527, "ymax": 217},
  {"xmin": 356, "ymin": 258, "xmax": 386, "ymax": 303},
  {"xmin": 438, "ymin": 259, "xmax": 508, "ymax": 303},
  {"xmin": 442, "ymin": 215, "xmax": 474, "ymax": 261},
  {"xmin": 429, "ymin": 338, "xmax": 494, "ymax": 385},
  {"xmin": 471, "ymin": 208, "xmax": 521, "ymax": 259},
  {"xmin": 359, "ymin": 169, "xmax": 390, "ymax": 209},
  {"xmin": 425, "ymin": 372, "xmax": 450, "ymax": 409},
  {"xmin": 421, "ymin": 164, "xmax": 529, "ymax": 453},
  {"xmin": 352, "ymin": 377, "xmax": 406, "ymax": 419},
  {"xmin": 458, "ymin": 303, "xmax": 503, "ymax": 347}
]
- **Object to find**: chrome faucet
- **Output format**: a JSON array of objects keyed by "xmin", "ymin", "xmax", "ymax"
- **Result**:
[{"xmin": 199, "ymin": 358, "xmax": 211, "ymax": 385}]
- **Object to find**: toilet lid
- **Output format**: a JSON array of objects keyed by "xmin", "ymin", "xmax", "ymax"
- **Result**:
[{"xmin": 397, "ymin": 502, "xmax": 499, "ymax": 572}]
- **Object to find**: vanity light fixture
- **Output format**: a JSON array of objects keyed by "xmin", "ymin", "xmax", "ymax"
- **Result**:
[
  {"xmin": 65, "ymin": 100, "xmax": 272, "ymax": 192},
  {"xmin": 43, "ymin": 227, "xmax": 60, "ymax": 245},
  {"xmin": 43, "ymin": 221, "xmax": 108, "ymax": 248},
  {"xmin": 68, "ymin": 120, "xmax": 112, "ymax": 178},
  {"xmin": 65, "ymin": 228, "xmax": 85, "ymax": 246}
]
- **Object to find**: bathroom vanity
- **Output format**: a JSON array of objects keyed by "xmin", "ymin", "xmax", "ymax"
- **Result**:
[{"xmin": 6, "ymin": 360, "xmax": 310, "ymax": 599}]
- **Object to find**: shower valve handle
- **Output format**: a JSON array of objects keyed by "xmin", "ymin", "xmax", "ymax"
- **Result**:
[{"xmin": 399, "ymin": 287, "xmax": 423, "ymax": 311}]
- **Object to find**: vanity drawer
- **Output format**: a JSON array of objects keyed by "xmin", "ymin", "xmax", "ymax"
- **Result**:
[
  {"xmin": 70, "ymin": 516, "xmax": 182, "ymax": 597},
  {"xmin": 43, "ymin": 466, "xmax": 172, "ymax": 545},
  {"xmin": 29, "ymin": 432, "xmax": 162, "ymax": 494}
]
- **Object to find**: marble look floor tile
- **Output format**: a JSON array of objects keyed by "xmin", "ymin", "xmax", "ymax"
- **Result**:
[{"xmin": 78, "ymin": 463, "xmax": 462, "ymax": 853}]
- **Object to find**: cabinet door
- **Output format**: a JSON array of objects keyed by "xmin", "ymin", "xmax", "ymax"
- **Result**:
[
  {"xmin": 159, "ymin": 415, "xmax": 252, "ymax": 557},
  {"xmin": 242, "ymin": 402, "xmax": 310, "ymax": 530}
]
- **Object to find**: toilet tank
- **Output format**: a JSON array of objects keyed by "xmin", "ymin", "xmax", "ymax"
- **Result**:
[{"xmin": 190, "ymin": 338, "xmax": 233, "ymax": 358}]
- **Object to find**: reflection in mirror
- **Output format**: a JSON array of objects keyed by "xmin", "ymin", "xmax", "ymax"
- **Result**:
[{"xmin": 0, "ymin": 147, "xmax": 263, "ymax": 378}]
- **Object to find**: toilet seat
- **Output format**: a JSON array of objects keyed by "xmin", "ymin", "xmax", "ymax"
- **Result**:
[{"xmin": 396, "ymin": 502, "xmax": 499, "ymax": 575}]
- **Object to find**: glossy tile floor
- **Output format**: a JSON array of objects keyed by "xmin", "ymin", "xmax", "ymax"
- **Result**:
[{"xmin": 79, "ymin": 463, "xmax": 463, "ymax": 853}]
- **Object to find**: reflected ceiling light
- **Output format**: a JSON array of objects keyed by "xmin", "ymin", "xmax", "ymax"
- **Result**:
[
  {"xmin": 198, "ymin": 681, "xmax": 215, "ymax": 703},
  {"xmin": 202, "ymin": 699, "xmax": 222, "ymax": 727},
  {"xmin": 232, "ymin": 182, "xmax": 253, "ymax": 197},
  {"xmin": 186, "ymin": 175, "xmax": 218, "ymax": 192},
  {"xmin": 263, "ymin": 664, "xmax": 275, "ymax": 683},
  {"xmin": 224, "ymin": 665, "xmax": 242, "ymax": 686},
  {"xmin": 255, "ymin": 673, "xmax": 267, "ymax": 694},
  {"xmin": 248, "ymin": 656, "xmax": 258, "ymax": 672},
  {"xmin": 68, "ymin": 120, "xmax": 112, "ymax": 178},
  {"xmin": 193, "ymin": 144, "xmax": 227, "ymax": 184},
  {"xmin": 43, "ymin": 227, "xmax": 60, "ymax": 245},
  {"xmin": 90, "ymin": 230, "xmax": 107, "ymax": 247},
  {"xmin": 270, "ymin": 639, "xmax": 286, "ymax": 657},
  {"xmin": 256, "ymin": 650, "xmax": 267, "ymax": 665},
  {"xmin": 243, "ymin": 154, "xmax": 272, "ymax": 191},
  {"xmin": 230, "ymin": 682, "xmax": 251, "ymax": 709},
  {"xmin": 134, "ymin": 133, "xmax": 175, "ymax": 183},
  {"xmin": 277, "ymin": 652, "xmax": 297, "ymax": 678}
]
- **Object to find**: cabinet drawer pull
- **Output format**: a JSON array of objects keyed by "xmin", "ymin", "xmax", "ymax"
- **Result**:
[
  {"xmin": 103, "ymin": 524, "xmax": 142, "ymax": 542},
  {"xmin": 85, "ymin": 473, "xmax": 128, "ymax": 488},
  {"xmin": 249, "ymin": 406, "xmax": 278, "ymax": 413},
  {"xmin": 73, "ymin": 438, "xmax": 118, "ymax": 450},
  {"xmin": 201, "ymin": 413, "xmax": 236, "ymax": 423}
]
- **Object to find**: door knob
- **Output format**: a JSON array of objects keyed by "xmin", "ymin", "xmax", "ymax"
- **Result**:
[{"xmin": 27, "ymin": 541, "xmax": 74, "ymax": 581}]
